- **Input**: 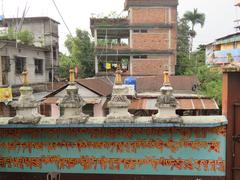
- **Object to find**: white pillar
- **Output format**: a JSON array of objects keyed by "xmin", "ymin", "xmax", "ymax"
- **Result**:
[
  {"xmin": 94, "ymin": 29, "xmax": 98, "ymax": 46},
  {"xmin": 0, "ymin": 56, "xmax": 2, "ymax": 85},
  {"xmin": 95, "ymin": 56, "xmax": 99, "ymax": 74},
  {"xmin": 130, "ymin": 56, "xmax": 133, "ymax": 76}
]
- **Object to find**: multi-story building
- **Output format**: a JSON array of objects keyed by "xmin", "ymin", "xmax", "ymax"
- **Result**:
[
  {"xmin": 206, "ymin": 1, "xmax": 240, "ymax": 66},
  {"xmin": 0, "ymin": 17, "xmax": 59, "ymax": 87},
  {"xmin": 206, "ymin": 32, "xmax": 240, "ymax": 65},
  {"xmin": 91, "ymin": 0, "xmax": 178, "ymax": 76}
]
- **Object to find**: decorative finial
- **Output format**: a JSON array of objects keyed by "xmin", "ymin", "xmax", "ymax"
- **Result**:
[
  {"xmin": 69, "ymin": 68, "xmax": 75, "ymax": 84},
  {"xmin": 115, "ymin": 65, "xmax": 122, "ymax": 85},
  {"xmin": 22, "ymin": 70, "xmax": 29, "ymax": 86},
  {"xmin": 163, "ymin": 70, "xmax": 170, "ymax": 86}
]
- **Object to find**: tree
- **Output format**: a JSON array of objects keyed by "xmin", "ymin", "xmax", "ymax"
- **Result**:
[
  {"xmin": 176, "ymin": 18, "xmax": 191, "ymax": 75},
  {"xmin": 59, "ymin": 53, "xmax": 79, "ymax": 78},
  {"xmin": 62, "ymin": 29, "xmax": 95, "ymax": 78},
  {"xmin": 183, "ymin": 8, "xmax": 205, "ymax": 52}
]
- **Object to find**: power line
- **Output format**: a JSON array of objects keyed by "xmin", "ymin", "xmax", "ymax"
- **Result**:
[{"xmin": 51, "ymin": 0, "xmax": 73, "ymax": 38}]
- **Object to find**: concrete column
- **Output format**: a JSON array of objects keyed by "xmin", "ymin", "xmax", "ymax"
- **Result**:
[
  {"xmin": 130, "ymin": 29, "xmax": 133, "ymax": 48},
  {"xmin": 95, "ymin": 56, "xmax": 99, "ymax": 74},
  {"xmin": 0, "ymin": 56, "xmax": 2, "ymax": 86},
  {"xmin": 130, "ymin": 56, "xmax": 133, "ymax": 76},
  {"xmin": 94, "ymin": 29, "xmax": 98, "ymax": 46}
]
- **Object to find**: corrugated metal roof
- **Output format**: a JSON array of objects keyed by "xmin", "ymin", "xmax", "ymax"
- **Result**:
[{"xmin": 129, "ymin": 98, "xmax": 219, "ymax": 110}]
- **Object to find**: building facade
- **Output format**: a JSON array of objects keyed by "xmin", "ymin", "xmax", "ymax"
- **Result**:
[
  {"xmin": 0, "ymin": 41, "xmax": 50, "ymax": 86},
  {"xmin": 206, "ymin": 32, "xmax": 240, "ymax": 66},
  {"xmin": 91, "ymin": 0, "xmax": 178, "ymax": 76},
  {"xmin": 0, "ymin": 17, "xmax": 60, "ymax": 86}
]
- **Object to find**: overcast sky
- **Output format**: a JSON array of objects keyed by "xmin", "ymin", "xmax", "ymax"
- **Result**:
[{"xmin": 1, "ymin": 0, "xmax": 237, "ymax": 52}]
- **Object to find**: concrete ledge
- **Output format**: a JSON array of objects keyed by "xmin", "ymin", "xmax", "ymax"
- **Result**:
[{"xmin": 0, "ymin": 116, "xmax": 227, "ymax": 128}]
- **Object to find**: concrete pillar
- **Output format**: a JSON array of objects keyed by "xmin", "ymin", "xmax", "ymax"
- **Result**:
[
  {"xmin": 129, "ymin": 29, "xmax": 133, "ymax": 48},
  {"xmin": 130, "ymin": 56, "xmax": 133, "ymax": 76},
  {"xmin": 94, "ymin": 29, "xmax": 98, "ymax": 46},
  {"xmin": 95, "ymin": 56, "xmax": 99, "ymax": 74},
  {"xmin": 0, "ymin": 56, "xmax": 2, "ymax": 86}
]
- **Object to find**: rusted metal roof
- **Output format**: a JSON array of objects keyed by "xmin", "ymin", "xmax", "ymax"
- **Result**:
[
  {"xmin": 129, "ymin": 98, "xmax": 219, "ymax": 110},
  {"xmin": 77, "ymin": 78, "xmax": 113, "ymax": 97}
]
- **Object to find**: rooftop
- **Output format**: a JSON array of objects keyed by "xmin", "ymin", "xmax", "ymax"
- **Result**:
[
  {"xmin": 4, "ymin": 16, "xmax": 60, "ymax": 24},
  {"xmin": 124, "ymin": 0, "xmax": 179, "ymax": 10}
]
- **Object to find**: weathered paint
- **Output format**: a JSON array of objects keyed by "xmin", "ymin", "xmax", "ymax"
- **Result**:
[{"xmin": 0, "ymin": 127, "xmax": 226, "ymax": 176}]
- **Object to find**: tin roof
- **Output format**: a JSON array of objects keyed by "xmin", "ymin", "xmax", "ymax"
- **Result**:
[{"xmin": 129, "ymin": 98, "xmax": 219, "ymax": 110}]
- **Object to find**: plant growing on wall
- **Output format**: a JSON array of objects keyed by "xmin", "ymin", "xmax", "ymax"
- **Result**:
[
  {"xmin": 17, "ymin": 30, "xmax": 34, "ymax": 45},
  {"xmin": 0, "ymin": 28, "xmax": 34, "ymax": 45}
]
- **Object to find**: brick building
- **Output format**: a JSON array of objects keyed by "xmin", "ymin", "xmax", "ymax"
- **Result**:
[{"xmin": 91, "ymin": 0, "xmax": 178, "ymax": 76}]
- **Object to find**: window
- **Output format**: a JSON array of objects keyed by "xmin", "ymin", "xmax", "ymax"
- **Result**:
[
  {"xmin": 133, "ymin": 29, "xmax": 148, "ymax": 33},
  {"xmin": 1, "ymin": 56, "xmax": 10, "ymax": 72},
  {"xmin": 53, "ymin": 47, "xmax": 57, "ymax": 60},
  {"xmin": 15, "ymin": 56, "xmax": 26, "ymax": 74},
  {"xmin": 133, "ymin": 29, "xmax": 140, "ymax": 33},
  {"xmin": 35, "ymin": 59, "xmax": 43, "ymax": 74},
  {"xmin": 133, "ymin": 55, "xmax": 148, "ymax": 59}
]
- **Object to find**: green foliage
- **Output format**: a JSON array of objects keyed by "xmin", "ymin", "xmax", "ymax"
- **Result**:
[
  {"xmin": 183, "ymin": 8, "xmax": 205, "ymax": 52},
  {"xmin": 0, "ymin": 28, "xmax": 33, "ymax": 45},
  {"xmin": 176, "ymin": 18, "xmax": 222, "ymax": 105},
  {"xmin": 17, "ymin": 30, "xmax": 34, "ymax": 44},
  {"xmin": 176, "ymin": 13, "xmax": 221, "ymax": 105},
  {"xmin": 196, "ymin": 66, "xmax": 222, "ymax": 106},
  {"xmin": 61, "ymin": 29, "xmax": 95, "ymax": 78},
  {"xmin": 176, "ymin": 18, "xmax": 191, "ymax": 75},
  {"xmin": 177, "ymin": 45, "xmax": 222, "ymax": 106},
  {"xmin": 59, "ymin": 53, "xmax": 79, "ymax": 78},
  {"xmin": 183, "ymin": 8, "xmax": 205, "ymax": 33}
]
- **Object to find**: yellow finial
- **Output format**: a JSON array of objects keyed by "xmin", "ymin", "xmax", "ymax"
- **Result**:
[
  {"xmin": 115, "ymin": 65, "xmax": 122, "ymax": 85},
  {"xmin": 69, "ymin": 68, "xmax": 75, "ymax": 84},
  {"xmin": 22, "ymin": 70, "xmax": 29, "ymax": 86},
  {"xmin": 163, "ymin": 70, "xmax": 170, "ymax": 86}
]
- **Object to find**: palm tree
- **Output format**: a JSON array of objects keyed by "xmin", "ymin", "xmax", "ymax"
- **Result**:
[{"xmin": 183, "ymin": 8, "xmax": 205, "ymax": 53}]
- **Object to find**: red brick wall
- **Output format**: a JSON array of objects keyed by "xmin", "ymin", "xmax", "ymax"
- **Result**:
[
  {"xmin": 130, "ymin": 7, "xmax": 177, "ymax": 24},
  {"xmin": 132, "ymin": 32, "xmax": 169, "ymax": 50},
  {"xmin": 131, "ymin": 8, "xmax": 169, "ymax": 24},
  {"xmin": 132, "ymin": 56, "xmax": 175, "ymax": 76}
]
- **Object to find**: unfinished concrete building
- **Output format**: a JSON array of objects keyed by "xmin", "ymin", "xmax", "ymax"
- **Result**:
[
  {"xmin": 91, "ymin": 0, "xmax": 178, "ymax": 76},
  {"xmin": 0, "ymin": 17, "xmax": 60, "ymax": 86}
]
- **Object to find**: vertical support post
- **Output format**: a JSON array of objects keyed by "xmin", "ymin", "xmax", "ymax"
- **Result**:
[
  {"xmin": 0, "ymin": 56, "xmax": 2, "ymax": 86},
  {"xmin": 50, "ymin": 19, "xmax": 54, "ymax": 91},
  {"xmin": 130, "ymin": 56, "xmax": 133, "ymax": 76},
  {"xmin": 94, "ymin": 29, "xmax": 98, "ymax": 46},
  {"xmin": 95, "ymin": 56, "xmax": 99, "ymax": 74},
  {"xmin": 222, "ymin": 66, "xmax": 240, "ymax": 180}
]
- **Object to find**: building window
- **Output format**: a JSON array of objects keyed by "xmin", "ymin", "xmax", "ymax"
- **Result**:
[
  {"xmin": 15, "ymin": 56, "xmax": 26, "ymax": 74},
  {"xmin": 1, "ymin": 56, "xmax": 10, "ymax": 72},
  {"xmin": 53, "ymin": 47, "xmax": 57, "ymax": 60},
  {"xmin": 133, "ymin": 55, "xmax": 148, "ymax": 59},
  {"xmin": 34, "ymin": 59, "xmax": 43, "ymax": 74},
  {"xmin": 133, "ymin": 29, "xmax": 148, "ymax": 33}
]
